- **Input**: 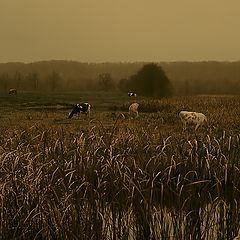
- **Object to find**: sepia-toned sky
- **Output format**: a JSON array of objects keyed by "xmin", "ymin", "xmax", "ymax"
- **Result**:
[{"xmin": 1, "ymin": 0, "xmax": 240, "ymax": 63}]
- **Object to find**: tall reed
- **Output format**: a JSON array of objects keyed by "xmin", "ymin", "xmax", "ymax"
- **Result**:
[{"xmin": 1, "ymin": 116, "xmax": 240, "ymax": 239}]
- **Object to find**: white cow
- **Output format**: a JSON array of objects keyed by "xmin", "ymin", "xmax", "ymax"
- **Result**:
[
  {"xmin": 179, "ymin": 111, "xmax": 207, "ymax": 131},
  {"xmin": 129, "ymin": 102, "xmax": 139, "ymax": 118}
]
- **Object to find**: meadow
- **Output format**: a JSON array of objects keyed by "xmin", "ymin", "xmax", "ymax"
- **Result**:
[{"xmin": 0, "ymin": 91, "xmax": 240, "ymax": 239}]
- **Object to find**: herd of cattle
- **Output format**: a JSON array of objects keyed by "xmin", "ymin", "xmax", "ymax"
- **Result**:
[
  {"xmin": 67, "ymin": 93, "xmax": 139, "ymax": 119},
  {"xmin": 67, "ymin": 92, "xmax": 208, "ymax": 131},
  {"xmin": 8, "ymin": 89, "xmax": 208, "ymax": 131}
]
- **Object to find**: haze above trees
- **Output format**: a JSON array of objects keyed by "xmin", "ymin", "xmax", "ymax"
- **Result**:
[{"xmin": 0, "ymin": 60, "xmax": 240, "ymax": 96}]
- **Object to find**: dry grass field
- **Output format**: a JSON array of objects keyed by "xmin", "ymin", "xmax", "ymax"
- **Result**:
[{"xmin": 1, "ymin": 91, "xmax": 240, "ymax": 239}]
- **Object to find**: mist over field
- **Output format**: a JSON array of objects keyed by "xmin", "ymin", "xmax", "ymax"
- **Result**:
[{"xmin": 1, "ymin": 60, "xmax": 240, "ymax": 95}]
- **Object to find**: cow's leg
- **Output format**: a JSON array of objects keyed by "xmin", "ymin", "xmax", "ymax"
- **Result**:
[
  {"xmin": 183, "ymin": 122, "xmax": 188, "ymax": 131},
  {"xmin": 195, "ymin": 124, "xmax": 200, "ymax": 131}
]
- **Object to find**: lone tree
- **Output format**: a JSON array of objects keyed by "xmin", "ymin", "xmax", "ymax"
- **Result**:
[{"xmin": 120, "ymin": 63, "xmax": 172, "ymax": 97}]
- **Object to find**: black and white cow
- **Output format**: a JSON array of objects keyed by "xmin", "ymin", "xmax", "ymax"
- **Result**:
[
  {"xmin": 9, "ymin": 88, "xmax": 17, "ymax": 95},
  {"xmin": 68, "ymin": 103, "xmax": 91, "ymax": 119},
  {"xmin": 128, "ymin": 92, "xmax": 137, "ymax": 97}
]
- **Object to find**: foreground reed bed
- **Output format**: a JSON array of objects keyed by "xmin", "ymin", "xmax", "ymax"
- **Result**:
[{"xmin": 0, "ymin": 112, "xmax": 240, "ymax": 240}]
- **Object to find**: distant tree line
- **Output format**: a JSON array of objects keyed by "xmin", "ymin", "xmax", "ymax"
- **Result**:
[
  {"xmin": 0, "ymin": 71, "xmax": 65, "ymax": 92},
  {"xmin": 0, "ymin": 60, "xmax": 240, "ymax": 95}
]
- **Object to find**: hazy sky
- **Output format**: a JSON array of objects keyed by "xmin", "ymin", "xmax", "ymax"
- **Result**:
[{"xmin": 1, "ymin": 0, "xmax": 240, "ymax": 63}]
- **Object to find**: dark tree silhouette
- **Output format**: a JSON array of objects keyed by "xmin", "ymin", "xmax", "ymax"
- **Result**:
[{"xmin": 133, "ymin": 63, "xmax": 173, "ymax": 97}]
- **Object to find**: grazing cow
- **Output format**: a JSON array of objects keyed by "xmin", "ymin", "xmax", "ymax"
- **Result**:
[
  {"xmin": 128, "ymin": 92, "xmax": 137, "ymax": 97},
  {"xmin": 179, "ymin": 111, "xmax": 207, "ymax": 131},
  {"xmin": 129, "ymin": 102, "xmax": 139, "ymax": 118},
  {"xmin": 68, "ymin": 103, "xmax": 91, "ymax": 119},
  {"xmin": 9, "ymin": 88, "xmax": 17, "ymax": 95}
]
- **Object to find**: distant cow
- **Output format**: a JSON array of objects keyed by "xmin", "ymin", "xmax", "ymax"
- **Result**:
[
  {"xmin": 129, "ymin": 102, "xmax": 139, "ymax": 118},
  {"xmin": 179, "ymin": 111, "xmax": 207, "ymax": 131},
  {"xmin": 68, "ymin": 103, "xmax": 91, "ymax": 119},
  {"xmin": 9, "ymin": 88, "xmax": 17, "ymax": 95},
  {"xmin": 128, "ymin": 92, "xmax": 137, "ymax": 97}
]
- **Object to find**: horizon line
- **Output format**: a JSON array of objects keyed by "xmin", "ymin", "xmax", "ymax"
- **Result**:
[{"xmin": 1, "ymin": 59, "xmax": 240, "ymax": 64}]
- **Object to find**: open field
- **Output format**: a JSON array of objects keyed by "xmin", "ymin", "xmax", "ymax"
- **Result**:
[{"xmin": 1, "ymin": 92, "xmax": 240, "ymax": 239}]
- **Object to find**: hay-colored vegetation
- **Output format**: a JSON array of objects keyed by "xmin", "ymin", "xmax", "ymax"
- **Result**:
[{"xmin": 1, "ymin": 92, "xmax": 240, "ymax": 239}]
